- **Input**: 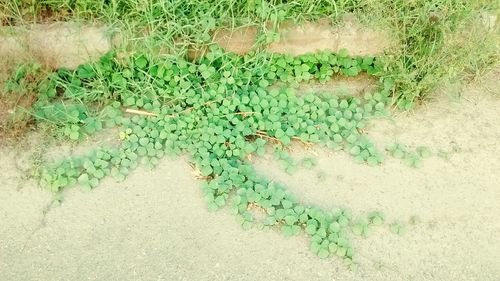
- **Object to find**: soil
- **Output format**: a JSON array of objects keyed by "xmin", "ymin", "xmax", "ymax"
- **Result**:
[
  {"xmin": 0, "ymin": 23, "xmax": 113, "ymax": 69},
  {"xmin": 210, "ymin": 17, "xmax": 390, "ymax": 57},
  {"xmin": 212, "ymin": 25, "xmax": 260, "ymax": 55},
  {"xmin": 267, "ymin": 18, "xmax": 390, "ymax": 56}
]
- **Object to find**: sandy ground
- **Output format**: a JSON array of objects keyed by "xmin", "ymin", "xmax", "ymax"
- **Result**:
[
  {"xmin": 212, "ymin": 17, "xmax": 390, "ymax": 56},
  {"xmin": 0, "ymin": 77, "xmax": 499, "ymax": 281},
  {"xmin": 0, "ymin": 23, "xmax": 113, "ymax": 69}
]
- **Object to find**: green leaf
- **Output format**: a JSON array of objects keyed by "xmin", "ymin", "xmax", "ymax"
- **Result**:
[
  {"xmin": 135, "ymin": 56, "xmax": 148, "ymax": 69},
  {"xmin": 310, "ymin": 241, "xmax": 320, "ymax": 254},
  {"xmin": 416, "ymin": 146, "xmax": 432, "ymax": 158},
  {"xmin": 336, "ymin": 246, "xmax": 347, "ymax": 257},
  {"xmin": 301, "ymin": 158, "xmax": 317, "ymax": 169},
  {"xmin": 69, "ymin": 130, "xmax": 80, "ymax": 140},
  {"xmin": 284, "ymin": 215, "xmax": 298, "ymax": 225},
  {"xmin": 305, "ymin": 224, "xmax": 317, "ymax": 235},
  {"xmin": 389, "ymin": 221, "xmax": 405, "ymax": 236},
  {"xmin": 214, "ymin": 195, "xmax": 226, "ymax": 207},
  {"xmin": 368, "ymin": 211, "xmax": 385, "ymax": 225},
  {"xmin": 317, "ymin": 248, "xmax": 329, "ymax": 259},
  {"xmin": 242, "ymin": 220, "xmax": 253, "ymax": 230},
  {"xmin": 338, "ymin": 49, "xmax": 349, "ymax": 58},
  {"xmin": 76, "ymin": 64, "xmax": 96, "ymax": 79},
  {"xmin": 89, "ymin": 177, "xmax": 99, "ymax": 188},
  {"xmin": 281, "ymin": 199, "xmax": 293, "ymax": 209},
  {"xmin": 328, "ymin": 243, "xmax": 338, "ymax": 253},
  {"xmin": 80, "ymin": 183, "xmax": 92, "ymax": 192},
  {"xmin": 78, "ymin": 173, "xmax": 89, "ymax": 184},
  {"xmin": 259, "ymin": 79, "xmax": 269, "ymax": 88},
  {"xmin": 329, "ymin": 222, "xmax": 340, "ymax": 233},
  {"xmin": 352, "ymin": 224, "xmax": 363, "ymax": 235},
  {"xmin": 350, "ymin": 146, "xmax": 361, "ymax": 156},
  {"xmin": 200, "ymin": 165, "xmax": 213, "ymax": 176}
]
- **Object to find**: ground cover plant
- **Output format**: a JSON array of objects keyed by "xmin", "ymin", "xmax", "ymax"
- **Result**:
[{"xmin": 32, "ymin": 46, "xmax": 401, "ymax": 268}]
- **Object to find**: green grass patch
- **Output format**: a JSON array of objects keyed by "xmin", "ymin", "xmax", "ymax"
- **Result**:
[{"xmin": 2, "ymin": 0, "xmax": 498, "ymax": 107}]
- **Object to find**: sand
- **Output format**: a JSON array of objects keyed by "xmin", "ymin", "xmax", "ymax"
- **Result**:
[
  {"xmin": 212, "ymin": 17, "xmax": 390, "ymax": 57},
  {"xmin": 0, "ymin": 77, "xmax": 499, "ymax": 281},
  {"xmin": 0, "ymin": 23, "xmax": 113, "ymax": 69}
]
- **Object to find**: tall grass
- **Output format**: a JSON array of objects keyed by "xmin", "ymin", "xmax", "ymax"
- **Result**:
[{"xmin": 1, "ymin": 0, "xmax": 499, "ymax": 108}]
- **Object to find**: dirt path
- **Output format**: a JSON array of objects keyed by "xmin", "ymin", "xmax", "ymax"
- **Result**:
[
  {"xmin": 0, "ymin": 23, "xmax": 113, "ymax": 69},
  {"xmin": 0, "ymin": 78, "xmax": 499, "ymax": 280}
]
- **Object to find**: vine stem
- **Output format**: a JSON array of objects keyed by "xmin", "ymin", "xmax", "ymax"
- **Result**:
[
  {"xmin": 255, "ymin": 130, "xmax": 314, "ymax": 147},
  {"xmin": 255, "ymin": 130, "xmax": 281, "ymax": 143},
  {"xmin": 291, "ymin": 136, "xmax": 313, "ymax": 146},
  {"xmin": 124, "ymin": 108, "xmax": 158, "ymax": 116},
  {"xmin": 124, "ymin": 108, "xmax": 176, "ymax": 118}
]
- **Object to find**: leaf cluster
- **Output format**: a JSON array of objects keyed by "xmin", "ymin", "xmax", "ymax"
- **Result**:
[{"xmin": 39, "ymin": 46, "xmax": 394, "ymax": 266}]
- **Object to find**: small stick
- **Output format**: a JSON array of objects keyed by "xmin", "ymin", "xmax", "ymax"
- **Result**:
[
  {"xmin": 292, "ymin": 136, "xmax": 313, "ymax": 146},
  {"xmin": 125, "ymin": 108, "xmax": 158, "ymax": 116},
  {"xmin": 124, "ymin": 108, "xmax": 176, "ymax": 118},
  {"xmin": 255, "ymin": 130, "xmax": 281, "ymax": 143},
  {"xmin": 221, "ymin": 111, "xmax": 258, "ymax": 118}
]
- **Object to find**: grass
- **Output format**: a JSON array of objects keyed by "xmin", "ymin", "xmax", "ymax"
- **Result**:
[
  {"xmin": 374, "ymin": 1, "xmax": 499, "ymax": 108},
  {"xmin": 2, "ymin": 1, "xmax": 498, "ymax": 106},
  {"xmin": 0, "ymin": 61, "xmax": 50, "ymax": 140}
]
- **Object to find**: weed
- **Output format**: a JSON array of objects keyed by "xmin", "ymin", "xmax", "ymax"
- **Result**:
[
  {"xmin": 387, "ymin": 142, "xmax": 428, "ymax": 168},
  {"xmin": 3, "ymin": 1, "xmax": 497, "ymax": 107},
  {"xmin": 409, "ymin": 215, "xmax": 421, "ymax": 225},
  {"xmin": 367, "ymin": 211, "xmax": 385, "ymax": 226},
  {"xmin": 352, "ymin": 218, "xmax": 371, "ymax": 238},
  {"xmin": 35, "ymin": 47, "xmax": 395, "ymax": 267},
  {"xmin": 0, "ymin": 63, "xmax": 48, "ymax": 140},
  {"xmin": 389, "ymin": 221, "xmax": 406, "ymax": 236},
  {"xmin": 301, "ymin": 157, "xmax": 317, "ymax": 169}
]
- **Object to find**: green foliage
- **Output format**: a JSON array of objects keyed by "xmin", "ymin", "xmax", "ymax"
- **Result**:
[
  {"xmin": 367, "ymin": 211, "xmax": 385, "ymax": 226},
  {"xmin": 352, "ymin": 211, "xmax": 386, "ymax": 238},
  {"xmin": 389, "ymin": 221, "xmax": 405, "ymax": 236},
  {"xmin": 352, "ymin": 219, "xmax": 371, "ymax": 238},
  {"xmin": 37, "ymin": 47, "xmax": 394, "ymax": 268},
  {"xmin": 3, "ymin": 1, "xmax": 363, "ymax": 45},
  {"xmin": 386, "ymin": 143, "xmax": 408, "ymax": 159},
  {"xmin": 416, "ymin": 146, "xmax": 432, "ymax": 158},
  {"xmin": 361, "ymin": 1, "xmax": 499, "ymax": 109},
  {"xmin": 1, "ymin": 63, "xmax": 47, "ymax": 136},
  {"xmin": 301, "ymin": 157, "xmax": 317, "ymax": 169},
  {"xmin": 387, "ymin": 142, "xmax": 427, "ymax": 168},
  {"xmin": 405, "ymin": 153, "xmax": 423, "ymax": 168}
]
